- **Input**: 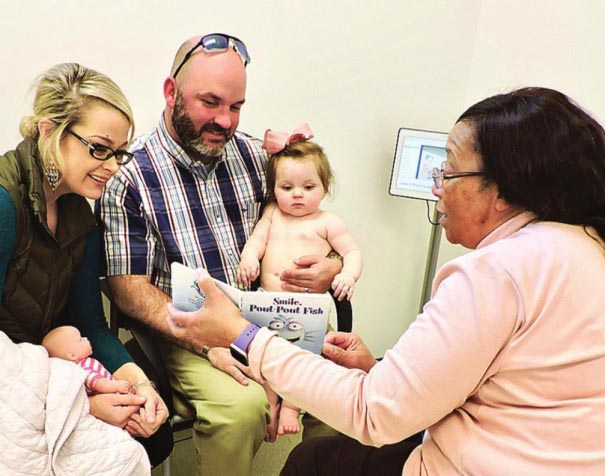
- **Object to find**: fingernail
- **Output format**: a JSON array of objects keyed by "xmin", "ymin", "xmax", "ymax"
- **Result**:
[{"xmin": 137, "ymin": 396, "xmax": 146, "ymax": 402}]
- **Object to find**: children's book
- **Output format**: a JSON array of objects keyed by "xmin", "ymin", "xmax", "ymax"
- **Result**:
[{"xmin": 171, "ymin": 262, "xmax": 332, "ymax": 354}]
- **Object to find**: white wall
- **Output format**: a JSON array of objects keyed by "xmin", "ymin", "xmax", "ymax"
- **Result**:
[
  {"xmin": 466, "ymin": 0, "xmax": 605, "ymax": 123},
  {"xmin": 429, "ymin": 1, "xmax": 605, "ymax": 293},
  {"xmin": 7, "ymin": 1, "xmax": 599, "ymax": 357},
  {"xmin": 436, "ymin": 0, "xmax": 605, "ymax": 276}
]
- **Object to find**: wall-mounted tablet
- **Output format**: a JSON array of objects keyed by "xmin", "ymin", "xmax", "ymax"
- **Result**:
[{"xmin": 388, "ymin": 128, "xmax": 448, "ymax": 202}]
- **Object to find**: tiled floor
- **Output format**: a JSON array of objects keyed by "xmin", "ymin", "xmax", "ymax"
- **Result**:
[{"xmin": 151, "ymin": 428, "xmax": 302, "ymax": 476}]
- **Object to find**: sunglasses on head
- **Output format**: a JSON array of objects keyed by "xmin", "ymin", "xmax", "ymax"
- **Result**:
[{"xmin": 172, "ymin": 33, "xmax": 251, "ymax": 78}]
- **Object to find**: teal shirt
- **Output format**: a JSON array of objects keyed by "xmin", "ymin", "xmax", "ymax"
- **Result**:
[
  {"xmin": 0, "ymin": 186, "xmax": 131, "ymax": 372},
  {"xmin": 0, "ymin": 187, "xmax": 15, "ymax": 295}
]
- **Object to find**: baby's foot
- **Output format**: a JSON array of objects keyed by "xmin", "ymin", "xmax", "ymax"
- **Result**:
[
  {"xmin": 277, "ymin": 405, "xmax": 301, "ymax": 436},
  {"xmin": 265, "ymin": 402, "xmax": 280, "ymax": 443}
]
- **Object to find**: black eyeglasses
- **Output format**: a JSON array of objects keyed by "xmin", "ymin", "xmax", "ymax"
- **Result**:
[
  {"xmin": 431, "ymin": 161, "xmax": 485, "ymax": 188},
  {"xmin": 67, "ymin": 129, "xmax": 133, "ymax": 165},
  {"xmin": 173, "ymin": 33, "xmax": 251, "ymax": 79}
]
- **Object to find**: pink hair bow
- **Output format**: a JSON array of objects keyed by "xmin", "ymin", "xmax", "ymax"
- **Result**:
[{"xmin": 262, "ymin": 123, "xmax": 314, "ymax": 155}]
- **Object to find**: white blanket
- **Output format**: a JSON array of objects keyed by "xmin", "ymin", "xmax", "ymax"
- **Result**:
[{"xmin": 0, "ymin": 331, "xmax": 150, "ymax": 475}]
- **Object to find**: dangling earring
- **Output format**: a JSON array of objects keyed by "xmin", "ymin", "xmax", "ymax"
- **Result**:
[{"xmin": 44, "ymin": 160, "xmax": 60, "ymax": 192}]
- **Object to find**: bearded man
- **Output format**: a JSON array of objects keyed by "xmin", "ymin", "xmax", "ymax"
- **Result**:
[{"xmin": 97, "ymin": 33, "xmax": 341, "ymax": 475}]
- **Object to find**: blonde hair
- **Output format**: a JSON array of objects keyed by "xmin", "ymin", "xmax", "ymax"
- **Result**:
[
  {"xmin": 265, "ymin": 140, "xmax": 334, "ymax": 204},
  {"xmin": 19, "ymin": 63, "xmax": 135, "ymax": 177}
]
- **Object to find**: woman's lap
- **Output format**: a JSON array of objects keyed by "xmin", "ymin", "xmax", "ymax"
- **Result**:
[{"xmin": 281, "ymin": 432, "xmax": 423, "ymax": 476}]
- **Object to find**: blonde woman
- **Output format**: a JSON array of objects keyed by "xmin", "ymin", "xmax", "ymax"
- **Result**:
[{"xmin": 0, "ymin": 63, "xmax": 168, "ymax": 466}]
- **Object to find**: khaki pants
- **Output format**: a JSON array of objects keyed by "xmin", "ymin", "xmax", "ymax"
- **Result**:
[
  {"xmin": 160, "ymin": 341, "xmax": 338, "ymax": 476},
  {"xmin": 160, "ymin": 341, "xmax": 267, "ymax": 476}
]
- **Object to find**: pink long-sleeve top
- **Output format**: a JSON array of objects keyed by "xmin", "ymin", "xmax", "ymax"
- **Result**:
[{"xmin": 248, "ymin": 212, "xmax": 605, "ymax": 475}]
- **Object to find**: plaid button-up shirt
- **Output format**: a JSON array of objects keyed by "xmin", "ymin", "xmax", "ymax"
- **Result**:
[{"xmin": 98, "ymin": 116, "xmax": 267, "ymax": 294}]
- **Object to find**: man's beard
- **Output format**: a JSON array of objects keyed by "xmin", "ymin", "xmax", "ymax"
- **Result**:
[{"xmin": 171, "ymin": 91, "xmax": 232, "ymax": 157}]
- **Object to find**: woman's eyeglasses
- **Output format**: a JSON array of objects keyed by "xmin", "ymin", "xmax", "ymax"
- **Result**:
[
  {"xmin": 431, "ymin": 161, "xmax": 485, "ymax": 188},
  {"xmin": 173, "ymin": 33, "xmax": 251, "ymax": 79},
  {"xmin": 67, "ymin": 129, "xmax": 133, "ymax": 166}
]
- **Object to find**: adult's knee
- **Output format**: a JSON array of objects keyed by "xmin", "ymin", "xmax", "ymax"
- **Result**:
[
  {"xmin": 229, "ymin": 381, "xmax": 268, "ymax": 430},
  {"xmin": 281, "ymin": 437, "xmax": 324, "ymax": 476}
]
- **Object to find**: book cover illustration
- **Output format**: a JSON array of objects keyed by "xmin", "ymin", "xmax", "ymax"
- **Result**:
[{"xmin": 171, "ymin": 262, "xmax": 332, "ymax": 354}]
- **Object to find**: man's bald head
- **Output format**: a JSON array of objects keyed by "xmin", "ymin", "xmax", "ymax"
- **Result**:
[
  {"xmin": 163, "ymin": 34, "xmax": 248, "ymax": 163},
  {"xmin": 170, "ymin": 35, "xmax": 202, "ymax": 78}
]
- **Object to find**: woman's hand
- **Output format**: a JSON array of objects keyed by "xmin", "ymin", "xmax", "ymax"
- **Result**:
[
  {"xmin": 88, "ymin": 392, "xmax": 146, "ymax": 428},
  {"xmin": 125, "ymin": 382, "xmax": 169, "ymax": 438},
  {"xmin": 322, "ymin": 331, "xmax": 377, "ymax": 372},
  {"xmin": 111, "ymin": 362, "xmax": 168, "ymax": 437}
]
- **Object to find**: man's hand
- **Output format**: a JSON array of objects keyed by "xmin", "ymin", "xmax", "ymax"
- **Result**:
[
  {"xmin": 88, "ymin": 392, "xmax": 146, "ymax": 429},
  {"xmin": 322, "ymin": 331, "xmax": 377, "ymax": 373},
  {"xmin": 207, "ymin": 347, "xmax": 254, "ymax": 386},
  {"xmin": 280, "ymin": 255, "xmax": 342, "ymax": 293},
  {"xmin": 166, "ymin": 274, "xmax": 250, "ymax": 349}
]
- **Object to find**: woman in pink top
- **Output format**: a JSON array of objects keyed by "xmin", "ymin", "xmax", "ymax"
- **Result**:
[{"xmin": 167, "ymin": 87, "xmax": 605, "ymax": 476}]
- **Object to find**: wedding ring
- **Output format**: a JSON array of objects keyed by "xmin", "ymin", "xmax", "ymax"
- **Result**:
[{"xmin": 304, "ymin": 287, "xmax": 309, "ymax": 293}]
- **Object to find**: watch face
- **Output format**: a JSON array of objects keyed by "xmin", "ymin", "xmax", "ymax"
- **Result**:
[{"xmin": 230, "ymin": 344, "xmax": 248, "ymax": 366}]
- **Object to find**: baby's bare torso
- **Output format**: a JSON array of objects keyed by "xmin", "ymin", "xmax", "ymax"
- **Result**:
[{"xmin": 261, "ymin": 209, "xmax": 332, "ymax": 291}]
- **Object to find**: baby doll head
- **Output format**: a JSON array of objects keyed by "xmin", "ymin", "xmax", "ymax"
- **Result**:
[
  {"xmin": 42, "ymin": 325, "xmax": 93, "ymax": 362},
  {"xmin": 265, "ymin": 140, "xmax": 334, "ymax": 207}
]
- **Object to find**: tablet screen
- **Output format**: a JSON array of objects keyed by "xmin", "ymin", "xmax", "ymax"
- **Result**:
[{"xmin": 388, "ymin": 128, "xmax": 448, "ymax": 202}]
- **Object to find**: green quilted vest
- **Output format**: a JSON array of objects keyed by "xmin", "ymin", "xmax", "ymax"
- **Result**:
[{"xmin": 0, "ymin": 139, "xmax": 96, "ymax": 343}]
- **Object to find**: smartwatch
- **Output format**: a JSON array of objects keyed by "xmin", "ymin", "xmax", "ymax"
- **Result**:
[{"xmin": 230, "ymin": 324, "xmax": 261, "ymax": 366}]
